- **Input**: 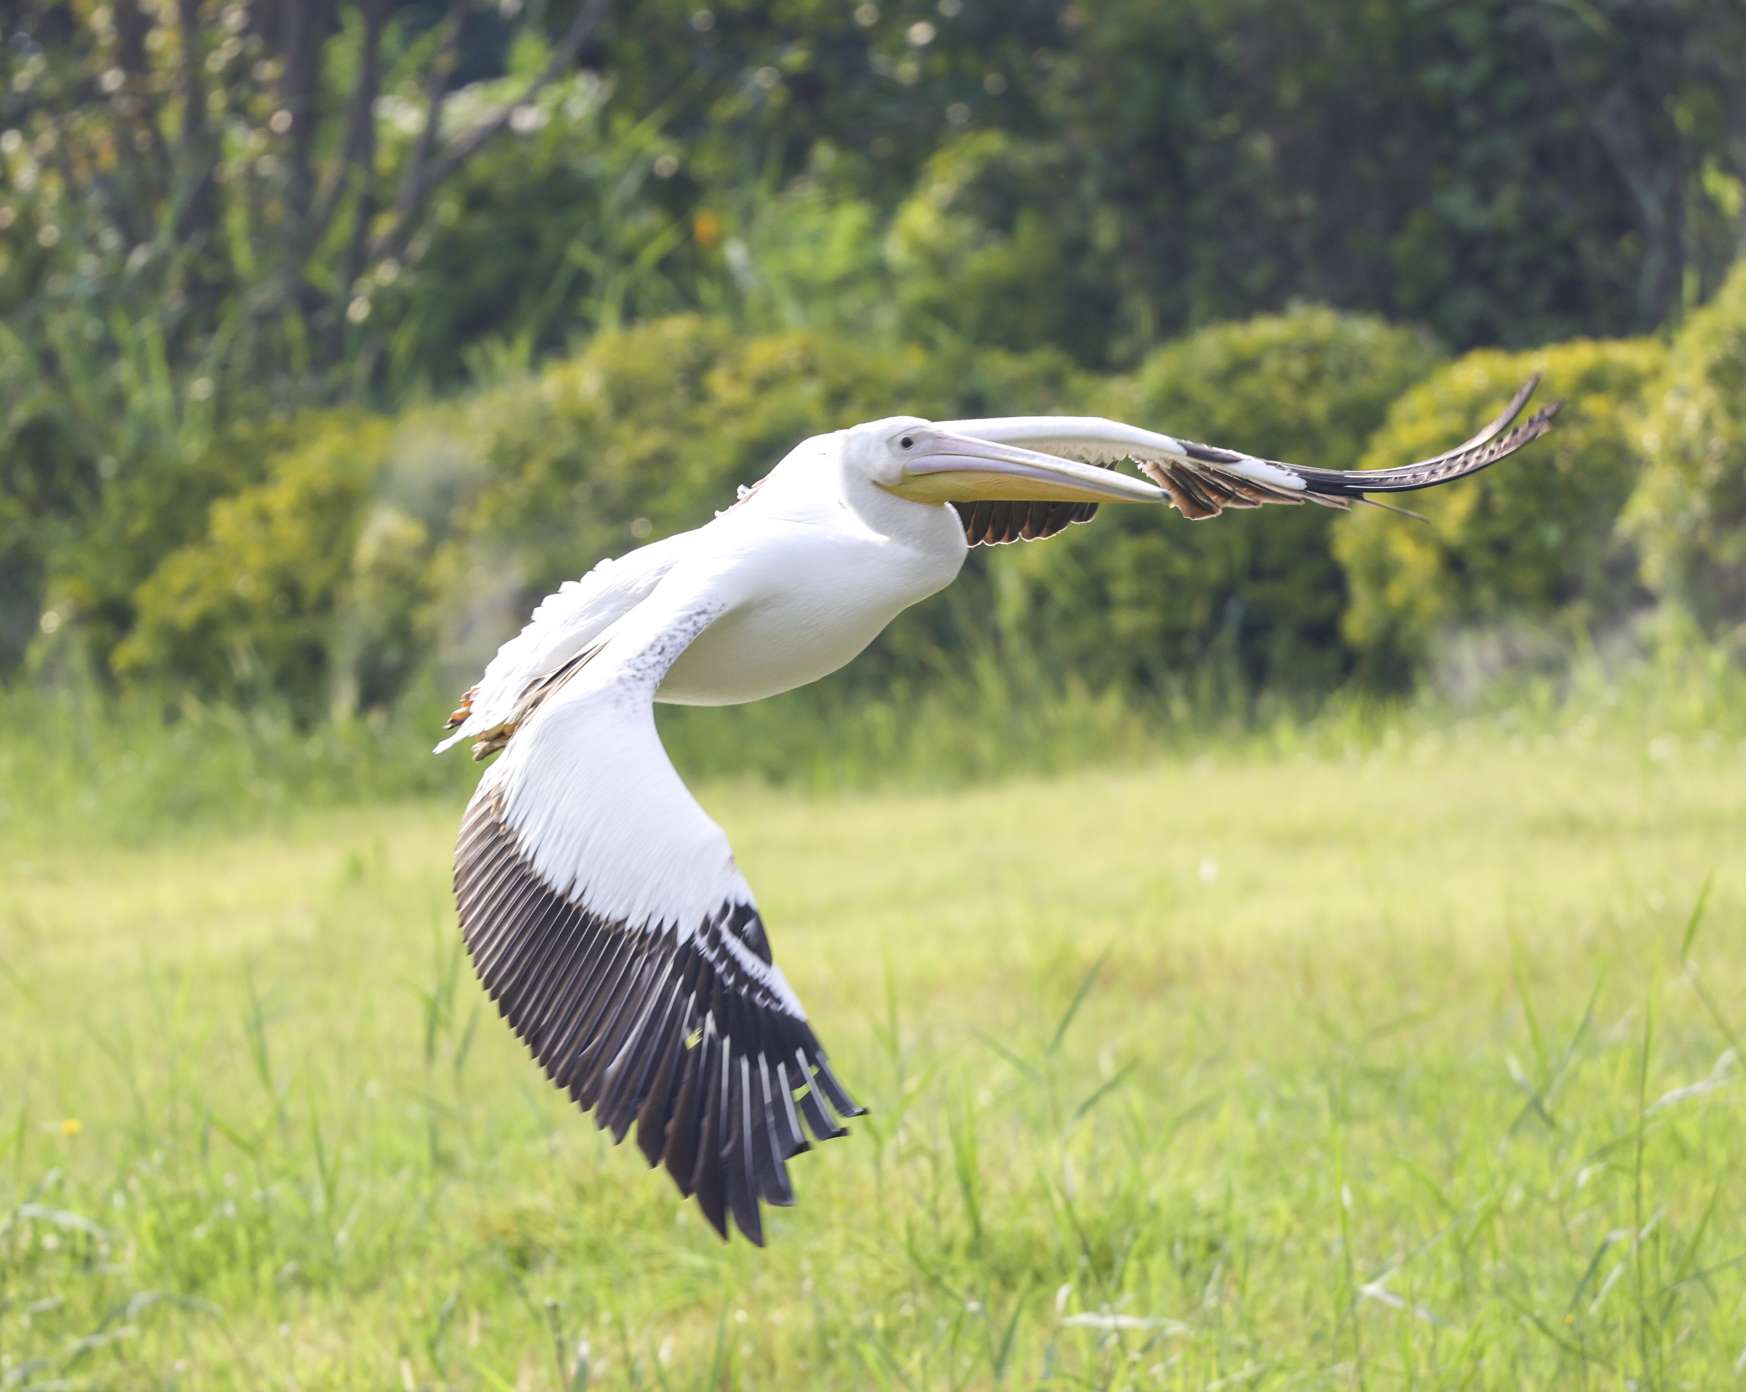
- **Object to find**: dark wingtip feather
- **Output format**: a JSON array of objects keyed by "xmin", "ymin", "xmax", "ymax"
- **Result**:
[
  {"xmin": 796, "ymin": 1077, "xmax": 849, "ymax": 1142},
  {"xmin": 812, "ymin": 1055, "xmax": 866, "ymax": 1119},
  {"xmin": 725, "ymin": 1064, "xmax": 765, "ymax": 1244}
]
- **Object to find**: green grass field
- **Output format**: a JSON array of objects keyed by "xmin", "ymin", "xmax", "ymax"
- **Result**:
[{"xmin": 4, "ymin": 725, "xmax": 1744, "ymax": 1388}]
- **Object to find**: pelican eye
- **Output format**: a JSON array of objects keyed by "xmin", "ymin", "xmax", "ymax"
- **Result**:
[{"xmin": 899, "ymin": 436, "xmax": 914, "ymax": 449}]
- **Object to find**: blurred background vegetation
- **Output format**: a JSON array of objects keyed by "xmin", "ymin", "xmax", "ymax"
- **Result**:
[{"xmin": 4, "ymin": 0, "xmax": 1746, "ymax": 801}]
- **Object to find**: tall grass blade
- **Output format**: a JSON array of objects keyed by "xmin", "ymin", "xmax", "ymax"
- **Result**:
[
  {"xmin": 1047, "ymin": 948, "xmax": 1111, "ymax": 1058},
  {"xmin": 1679, "ymin": 872, "xmax": 1714, "ymax": 963}
]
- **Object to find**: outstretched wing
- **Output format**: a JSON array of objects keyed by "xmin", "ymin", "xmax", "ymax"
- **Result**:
[
  {"xmin": 452, "ymin": 569, "xmax": 863, "ymax": 1244},
  {"xmin": 937, "ymin": 376, "xmax": 1559, "ymax": 544},
  {"xmin": 437, "ymin": 532, "xmax": 693, "ymax": 758}
]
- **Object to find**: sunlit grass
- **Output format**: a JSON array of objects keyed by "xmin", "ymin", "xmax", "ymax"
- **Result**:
[
  {"xmin": 4, "ymin": 717, "xmax": 1744, "ymax": 1387},
  {"xmin": 6, "ymin": 626, "xmax": 1745, "ymax": 855}
]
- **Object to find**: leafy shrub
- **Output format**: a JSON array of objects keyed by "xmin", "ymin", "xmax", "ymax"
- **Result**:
[
  {"xmin": 991, "ymin": 307, "xmax": 1447, "ymax": 695},
  {"xmin": 0, "ymin": 314, "xmax": 290, "ymax": 680},
  {"xmin": 886, "ymin": 134, "xmax": 1123, "ymax": 367},
  {"xmin": 693, "ymin": 178, "xmax": 896, "ymax": 340},
  {"xmin": 1626, "ymin": 261, "xmax": 1746, "ymax": 644},
  {"xmin": 115, "ymin": 414, "xmax": 395, "ymax": 710},
  {"xmin": 1335, "ymin": 337, "xmax": 1667, "ymax": 680}
]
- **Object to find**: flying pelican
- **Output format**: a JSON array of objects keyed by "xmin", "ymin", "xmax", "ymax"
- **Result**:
[{"xmin": 438, "ymin": 377, "xmax": 1558, "ymax": 1243}]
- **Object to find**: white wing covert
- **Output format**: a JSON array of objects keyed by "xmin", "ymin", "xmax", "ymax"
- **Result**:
[
  {"xmin": 452, "ymin": 569, "xmax": 863, "ymax": 1244},
  {"xmin": 437, "ymin": 536, "xmax": 687, "ymax": 756},
  {"xmin": 936, "ymin": 375, "xmax": 1559, "ymax": 544}
]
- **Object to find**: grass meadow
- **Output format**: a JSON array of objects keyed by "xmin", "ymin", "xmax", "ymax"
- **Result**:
[{"xmin": 3, "ymin": 685, "xmax": 1745, "ymax": 1387}]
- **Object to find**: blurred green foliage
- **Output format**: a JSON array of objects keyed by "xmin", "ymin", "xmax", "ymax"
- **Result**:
[
  {"xmin": 886, "ymin": 133, "xmax": 1121, "ymax": 365},
  {"xmin": 1035, "ymin": 0, "xmax": 1746, "ymax": 358},
  {"xmin": 43, "ymin": 295, "xmax": 1746, "ymax": 719},
  {"xmin": 993, "ymin": 308, "xmax": 1447, "ymax": 694},
  {"xmin": 1336, "ymin": 338, "xmax": 1668, "ymax": 681},
  {"xmin": 1628, "ymin": 259, "xmax": 1746, "ymax": 650},
  {"xmin": 4, "ymin": 0, "xmax": 1746, "ymax": 720},
  {"xmin": 114, "ymin": 412, "xmax": 396, "ymax": 710}
]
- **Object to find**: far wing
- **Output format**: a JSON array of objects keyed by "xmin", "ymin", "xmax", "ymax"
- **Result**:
[
  {"xmin": 437, "ymin": 534, "xmax": 688, "ymax": 756},
  {"xmin": 936, "ymin": 376, "xmax": 1558, "ymax": 543},
  {"xmin": 454, "ymin": 570, "xmax": 862, "ymax": 1244}
]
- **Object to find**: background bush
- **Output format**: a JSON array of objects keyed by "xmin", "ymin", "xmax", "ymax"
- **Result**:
[
  {"xmin": 989, "ymin": 308, "xmax": 1447, "ymax": 696},
  {"xmin": 7, "ymin": 0, "xmax": 1746, "ymax": 732},
  {"xmin": 885, "ymin": 133, "xmax": 1122, "ymax": 366},
  {"xmin": 1627, "ymin": 260, "xmax": 1746, "ymax": 652},
  {"xmin": 1334, "ymin": 338, "xmax": 1668, "ymax": 683},
  {"xmin": 115, "ymin": 412, "xmax": 397, "ymax": 711}
]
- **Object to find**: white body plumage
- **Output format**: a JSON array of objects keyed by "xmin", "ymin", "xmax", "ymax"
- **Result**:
[{"xmin": 440, "ymin": 421, "xmax": 968, "ymax": 747}]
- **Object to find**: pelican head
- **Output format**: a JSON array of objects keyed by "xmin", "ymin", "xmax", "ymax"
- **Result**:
[{"xmin": 842, "ymin": 416, "xmax": 1166, "ymax": 508}]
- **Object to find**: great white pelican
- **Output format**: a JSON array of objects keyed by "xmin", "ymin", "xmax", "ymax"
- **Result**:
[{"xmin": 437, "ymin": 377, "xmax": 1558, "ymax": 1242}]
